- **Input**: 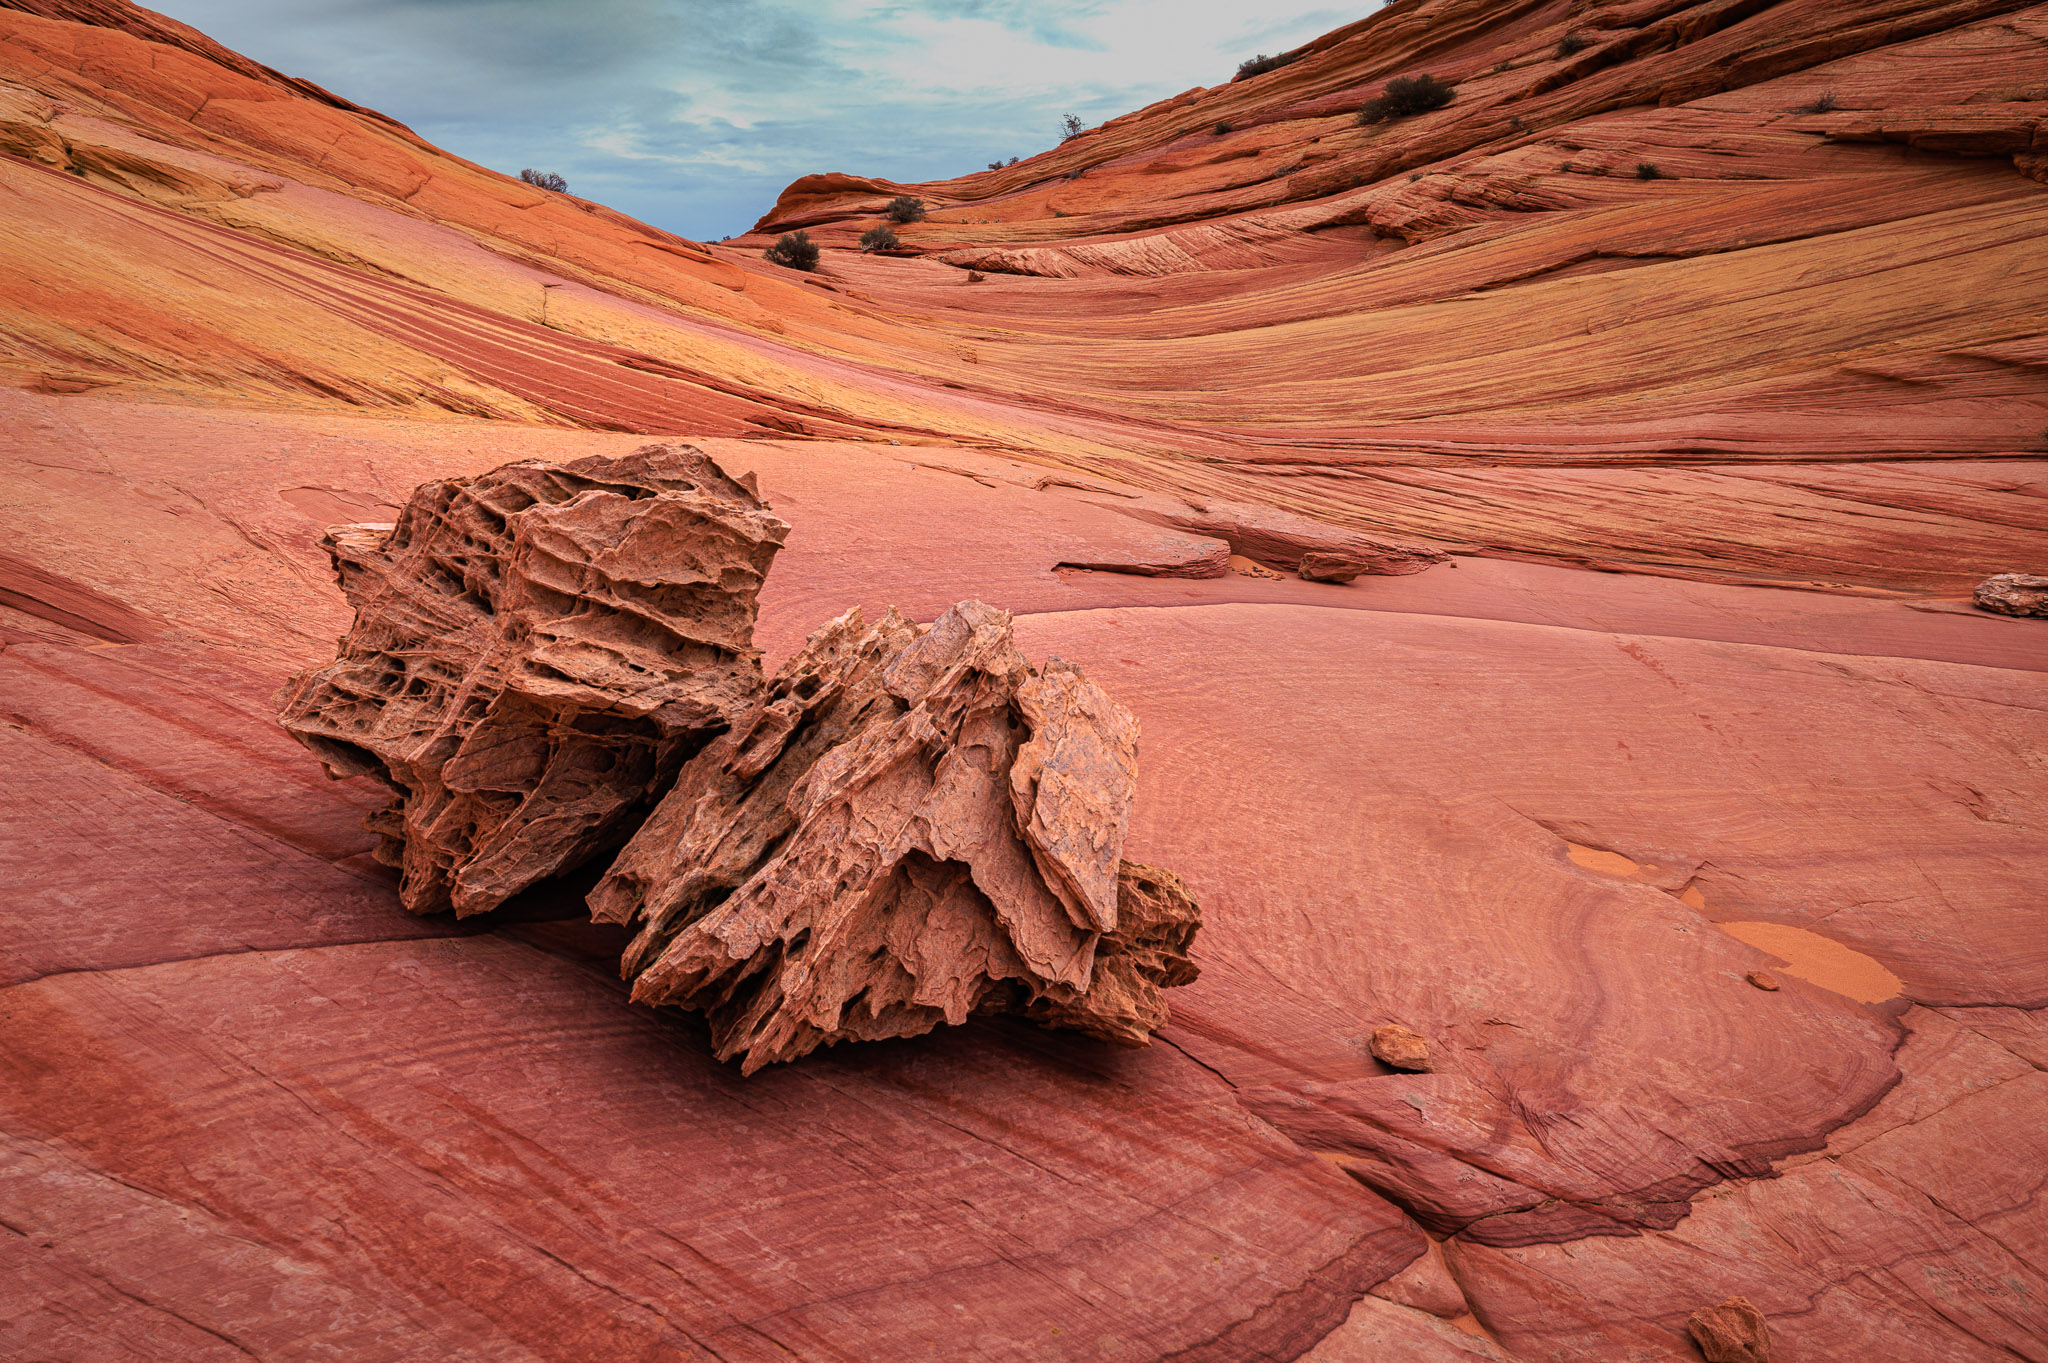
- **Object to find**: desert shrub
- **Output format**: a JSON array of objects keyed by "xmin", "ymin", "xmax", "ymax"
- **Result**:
[
  {"xmin": 1636, "ymin": 161, "xmax": 1663, "ymax": 179},
  {"xmin": 1555, "ymin": 32, "xmax": 1590, "ymax": 57},
  {"xmin": 885, "ymin": 195, "xmax": 926, "ymax": 223},
  {"xmin": 859, "ymin": 225, "xmax": 900, "ymax": 251},
  {"xmin": 1493, "ymin": 60, "xmax": 1512, "ymax": 73},
  {"xmin": 1215, "ymin": 121, "xmax": 1233, "ymax": 135},
  {"xmin": 519, "ymin": 168, "xmax": 568, "ymax": 193},
  {"xmin": 987, "ymin": 160, "xmax": 1004, "ymax": 170},
  {"xmin": 1357, "ymin": 74, "xmax": 1457, "ymax": 125},
  {"xmin": 1060, "ymin": 113, "xmax": 1085, "ymax": 140},
  {"xmin": 763, "ymin": 230, "xmax": 819, "ymax": 271},
  {"xmin": 1801, "ymin": 90, "xmax": 1839, "ymax": 114},
  {"xmin": 1408, "ymin": 172, "xmax": 1424, "ymax": 182},
  {"xmin": 1236, "ymin": 50, "xmax": 1302, "ymax": 79},
  {"xmin": 1008, "ymin": 156, "xmax": 1019, "ymax": 165}
]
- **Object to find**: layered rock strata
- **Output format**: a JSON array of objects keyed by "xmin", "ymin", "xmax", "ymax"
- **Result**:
[
  {"xmin": 589, "ymin": 600, "xmax": 1200, "ymax": 1074},
  {"xmin": 276, "ymin": 445, "xmax": 789, "ymax": 917}
]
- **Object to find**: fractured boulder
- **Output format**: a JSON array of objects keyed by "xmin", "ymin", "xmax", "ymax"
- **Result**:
[
  {"xmin": 276, "ymin": 444, "xmax": 789, "ymax": 917},
  {"xmin": 589, "ymin": 600, "xmax": 1200, "ymax": 1073},
  {"xmin": 1973, "ymin": 572, "xmax": 2048, "ymax": 618},
  {"xmin": 280, "ymin": 448, "xmax": 1199, "ymax": 1071}
]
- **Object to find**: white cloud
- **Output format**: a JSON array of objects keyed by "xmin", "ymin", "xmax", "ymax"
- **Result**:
[{"xmin": 152, "ymin": 0, "xmax": 1381, "ymax": 238}]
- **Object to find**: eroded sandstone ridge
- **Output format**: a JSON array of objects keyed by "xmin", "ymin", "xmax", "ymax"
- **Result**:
[
  {"xmin": 591, "ymin": 601, "xmax": 1199, "ymax": 1073},
  {"xmin": 279, "ymin": 448, "xmax": 1197, "ymax": 1070},
  {"xmin": 276, "ymin": 445, "xmax": 789, "ymax": 917}
]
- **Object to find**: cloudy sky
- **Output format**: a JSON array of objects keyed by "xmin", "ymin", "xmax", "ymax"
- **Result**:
[{"xmin": 153, "ymin": 0, "xmax": 1372, "ymax": 239}]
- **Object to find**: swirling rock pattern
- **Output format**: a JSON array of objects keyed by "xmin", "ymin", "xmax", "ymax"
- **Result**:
[{"xmin": 275, "ymin": 444, "xmax": 788, "ymax": 916}]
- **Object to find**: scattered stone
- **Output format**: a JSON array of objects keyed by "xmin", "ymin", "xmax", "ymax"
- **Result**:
[
  {"xmin": 1686, "ymin": 1297, "xmax": 1772, "ymax": 1362},
  {"xmin": 1369, "ymin": 1023, "xmax": 1433, "ymax": 1072},
  {"xmin": 966, "ymin": 270, "xmax": 987, "ymax": 283},
  {"xmin": 276, "ymin": 445, "xmax": 788, "ymax": 917},
  {"xmin": 1972, "ymin": 572, "xmax": 2048, "ymax": 617},
  {"xmin": 590, "ymin": 601, "xmax": 1200, "ymax": 1072},
  {"xmin": 1747, "ymin": 970, "xmax": 1780, "ymax": 991}
]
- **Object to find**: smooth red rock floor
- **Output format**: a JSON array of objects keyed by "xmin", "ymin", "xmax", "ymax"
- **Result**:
[{"xmin": 4, "ymin": 393, "xmax": 2043, "ymax": 1360}]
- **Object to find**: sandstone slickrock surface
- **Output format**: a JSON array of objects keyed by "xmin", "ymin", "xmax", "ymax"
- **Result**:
[
  {"xmin": 5, "ymin": 0, "xmax": 2048, "ymax": 1357},
  {"xmin": 276, "ymin": 444, "xmax": 788, "ymax": 916},
  {"xmin": 589, "ymin": 600, "xmax": 1199, "ymax": 1072},
  {"xmin": 1974, "ymin": 572, "xmax": 2048, "ymax": 616}
]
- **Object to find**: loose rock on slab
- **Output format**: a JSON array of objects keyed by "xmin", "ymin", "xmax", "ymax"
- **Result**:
[
  {"xmin": 1369, "ymin": 1022, "xmax": 1434, "ymax": 1072},
  {"xmin": 589, "ymin": 600, "xmax": 1201, "ymax": 1073},
  {"xmin": 279, "ymin": 449, "xmax": 1200, "ymax": 1071},
  {"xmin": 1973, "ymin": 572, "xmax": 2048, "ymax": 617},
  {"xmin": 276, "ymin": 444, "xmax": 788, "ymax": 917},
  {"xmin": 1686, "ymin": 1297, "xmax": 1773, "ymax": 1362}
]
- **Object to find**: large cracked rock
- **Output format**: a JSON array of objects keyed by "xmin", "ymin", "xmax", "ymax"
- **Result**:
[
  {"xmin": 276, "ymin": 445, "xmax": 789, "ymax": 916},
  {"xmin": 1973, "ymin": 572, "xmax": 2048, "ymax": 617},
  {"xmin": 589, "ymin": 600, "xmax": 1199, "ymax": 1073},
  {"xmin": 280, "ymin": 449, "xmax": 1198, "ymax": 1070}
]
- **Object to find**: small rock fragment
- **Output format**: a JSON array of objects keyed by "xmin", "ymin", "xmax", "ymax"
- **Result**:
[
  {"xmin": 1369, "ymin": 1023, "xmax": 1433, "ymax": 1072},
  {"xmin": 1747, "ymin": 970, "xmax": 1780, "ymax": 991},
  {"xmin": 1973, "ymin": 572, "xmax": 2048, "ymax": 617},
  {"xmin": 1686, "ymin": 1297, "xmax": 1772, "ymax": 1363}
]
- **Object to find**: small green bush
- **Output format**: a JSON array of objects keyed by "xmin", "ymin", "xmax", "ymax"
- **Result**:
[
  {"xmin": 1358, "ymin": 74, "xmax": 1456, "ymax": 125},
  {"xmin": 885, "ymin": 195, "xmax": 926, "ymax": 224},
  {"xmin": 859, "ymin": 225, "xmax": 901, "ymax": 252},
  {"xmin": 763, "ymin": 231, "xmax": 819, "ymax": 271},
  {"xmin": 1236, "ymin": 51, "xmax": 1302, "ymax": 80},
  {"xmin": 1636, "ymin": 161, "xmax": 1663, "ymax": 180},
  {"xmin": 519, "ymin": 168, "xmax": 568, "ymax": 193},
  {"xmin": 1555, "ymin": 32, "xmax": 1591, "ymax": 57},
  {"xmin": 1215, "ymin": 121, "xmax": 1233, "ymax": 135}
]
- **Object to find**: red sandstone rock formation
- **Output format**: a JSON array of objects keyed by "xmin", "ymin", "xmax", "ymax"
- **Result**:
[
  {"xmin": 276, "ymin": 445, "xmax": 788, "ymax": 916},
  {"xmin": 1975, "ymin": 572, "xmax": 2048, "ymax": 616},
  {"xmin": 591, "ymin": 601, "xmax": 1198, "ymax": 1073},
  {"xmin": 5, "ymin": 0, "xmax": 2048, "ymax": 1359},
  {"xmin": 278, "ymin": 446, "xmax": 1198, "ymax": 1071}
]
